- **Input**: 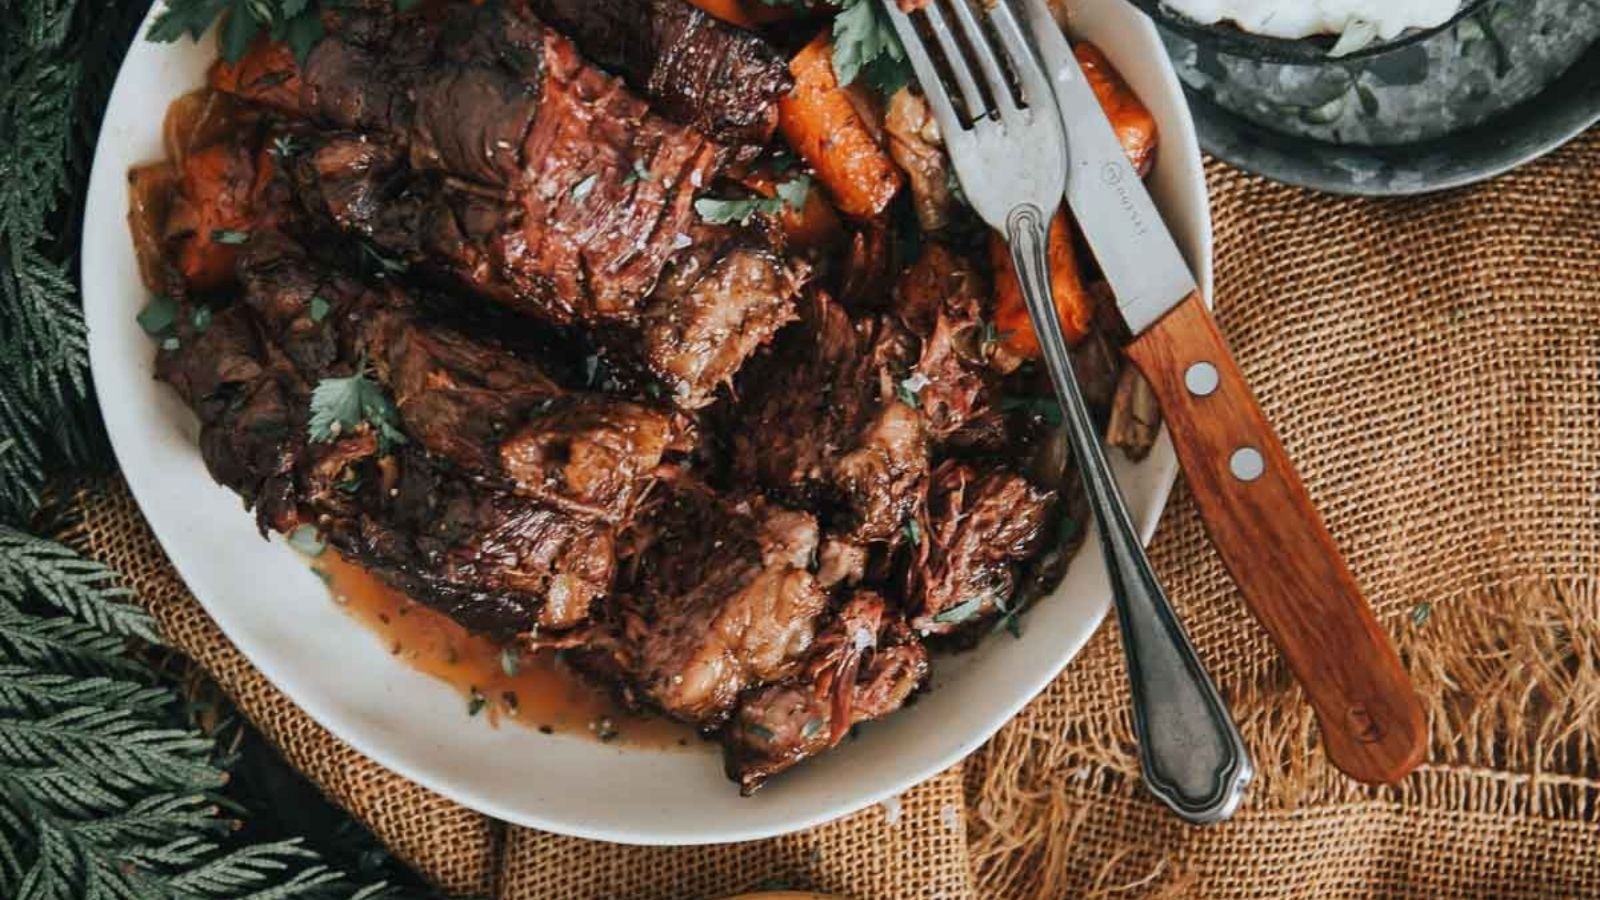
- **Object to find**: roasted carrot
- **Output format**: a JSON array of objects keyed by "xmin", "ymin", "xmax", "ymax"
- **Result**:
[
  {"xmin": 777, "ymin": 33, "xmax": 903, "ymax": 220},
  {"xmin": 738, "ymin": 169, "xmax": 845, "ymax": 252},
  {"xmin": 683, "ymin": 0, "xmax": 759, "ymax": 28},
  {"xmin": 210, "ymin": 37, "xmax": 304, "ymax": 113},
  {"xmin": 173, "ymin": 142, "xmax": 262, "ymax": 291},
  {"xmin": 990, "ymin": 209, "xmax": 1093, "ymax": 361},
  {"xmin": 126, "ymin": 162, "xmax": 180, "ymax": 294},
  {"xmin": 1075, "ymin": 42, "xmax": 1158, "ymax": 176}
]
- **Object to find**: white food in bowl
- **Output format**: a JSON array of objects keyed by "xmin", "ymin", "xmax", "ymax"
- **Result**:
[
  {"xmin": 82, "ymin": 0, "xmax": 1210, "ymax": 844},
  {"xmin": 1161, "ymin": 0, "xmax": 1461, "ymax": 40}
]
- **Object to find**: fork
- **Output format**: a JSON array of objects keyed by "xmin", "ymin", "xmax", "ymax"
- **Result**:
[{"xmin": 882, "ymin": 0, "xmax": 1253, "ymax": 823}]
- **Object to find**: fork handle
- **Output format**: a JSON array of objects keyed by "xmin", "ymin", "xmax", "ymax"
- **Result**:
[
  {"xmin": 1125, "ymin": 291, "xmax": 1427, "ymax": 784},
  {"xmin": 1007, "ymin": 207, "xmax": 1252, "ymax": 823}
]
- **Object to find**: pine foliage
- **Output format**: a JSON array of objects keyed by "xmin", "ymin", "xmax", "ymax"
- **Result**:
[{"xmin": 0, "ymin": 524, "xmax": 415, "ymax": 898}]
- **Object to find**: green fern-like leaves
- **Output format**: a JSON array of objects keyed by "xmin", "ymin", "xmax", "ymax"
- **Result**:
[{"xmin": 0, "ymin": 524, "xmax": 411, "ymax": 898}]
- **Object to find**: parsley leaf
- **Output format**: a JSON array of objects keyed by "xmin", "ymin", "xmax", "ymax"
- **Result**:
[
  {"xmin": 831, "ymin": 0, "xmax": 908, "ymax": 90},
  {"xmin": 308, "ymin": 295, "xmax": 332, "ymax": 323},
  {"xmin": 695, "ymin": 176, "xmax": 811, "ymax": 226},
  {"xmin": 308, "ymin": 361, "xmax": 408, "ymax": 451},
  {"xmin": 211, "ymin": 228, "xmax": 249, "ymax": 245},
  {"xmin": 467, "ymin": 687, "xmax": 487, "ymax": 717},
  {"xmin": 137, "ymin": 295, "xmax": 178, "ymax": 337},
  {"xmin": 802, "ymin": 718, "xmax": 827, "ymax": 740},
  {"xmin": 570, "ymin": 173, "xmax": 599, "ymax": 202},
  {"xmin": 190, "ymin": 306, "xmax": 213, "ymax": 333},
  {"xmin": 990, "ymin": 593, "xmax": 1023, "ymax": 639},
  {"xmin": 902, "ymin": 518, "xmax": 921, "ymax": 546},
  {"xmin": 287, "ymin": 523, "xmax": 325, "ymax": 557},
  {"xmin": 775, "ymin": 174, "xmax": 812, "ymax": 210},
  {"xmin": 933, "ymin": 596, "xmax": 987, "ymax": 625}
]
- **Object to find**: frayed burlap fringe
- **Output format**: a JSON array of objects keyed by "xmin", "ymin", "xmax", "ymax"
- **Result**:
[{"xmin": 61, "ymin": 129, "xmax": 1600, "ymax": 898}]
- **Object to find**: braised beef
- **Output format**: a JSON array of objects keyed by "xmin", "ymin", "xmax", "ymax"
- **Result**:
[
  {"xmin": 521, "ymin": 0, "xmax": 791, "ymax": 145},
  {"xmin": 589, "ymin": 477, "xmax": 829, "ymax": 727},
  {"xmin": 728, "ymin": 290, "xmax": 928, "ymax": 543},
  {"xmin": 907, "ymin": 459, "xmax": 1056, "ymax": 636},
  {"xmin": 723, "ymin": 590, "xmax": 929, "ymax": 794}
]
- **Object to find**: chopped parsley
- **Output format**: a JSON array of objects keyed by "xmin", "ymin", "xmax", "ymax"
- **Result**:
[
  {"xmin": 137, "ymin": 295, "xmax": 178, "ymax": 337},
  {"xmin": 990, "ymin": 594, "xmax": 1023, "ymax": 639},
  {"xmin": 802, "ymin": 718, "xmax": 827, "ymax": 740},
  {"xmin": 1411, "ymin": 601, "xmax": 1433, "ymax": 628},
  {"xmin": 570, "ymin": 173, "xmax": 599, "ymax": 202},
  {"xmin": 190, "ymin": 306, "xmax": 212, "ymax": 333},
  {"xmin": 287, "ymin": 524, "xmax": 325, "ymax": 557},
  {"xmin": 210, "ymin": 229, "xmax": 250, "ymax": 245},
  {"xmin": 695, "ymin": 176, "xmax": 811, "ymax": 226},
  {"xmin": 902, "ymin": 518, "xmax": 921, "ymax": 547},
  {"xmin": 160, "ymin": 336, "xmax": 180, "ymax": 352},
  {"xmin": 896, "ymin": 371, "xmax": 930, "ymax": 408},
  {"xmin": 307, "ymin": 360, "xmax": 408, "ymax": 452},
  {"xmin": 623, "ymin": 160, "xmax": 655, "ymax": 185},
  {"xmin": 308, "ymin": 295, "xmax": 332, "ymax": 323},
  {"xmin": 933, "ymin": 595, "xmax": 987, "ymax": 625},
  {"xmin": 500, "ymin": 646, "xmax": 521, "ymax": 678},
  {"xmin": 271, "ymin": 134, "xmax": 300, "ymax": 159},
  {"xmin": 746, "ymin": 722, "xmax": 776, "ymax": 741},
  {"xmin": 830, "ymin": 0, "xmax": 911, "ymax": 95},
  {"xmin": 467, "ymin": 687, "xmax": 487, "ymax": 717}
]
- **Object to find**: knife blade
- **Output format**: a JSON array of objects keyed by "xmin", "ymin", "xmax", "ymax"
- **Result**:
[
  {"xmin": 1015, "ymin": 0, "xmax": 1428, "ymax": 787},
  {"xmin": 1016, "ymin": 0, "xmax": 1196, "ymax": 336}
]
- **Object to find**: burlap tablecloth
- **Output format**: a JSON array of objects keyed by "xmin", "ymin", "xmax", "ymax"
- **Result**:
[{"xmin": 67, "ymin": 128, "xmax": 1600, "ymax": 898}]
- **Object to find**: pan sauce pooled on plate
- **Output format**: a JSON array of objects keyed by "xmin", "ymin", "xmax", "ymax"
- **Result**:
[{"xmin": 127, "ymin": 0, "xmax": 1161, "ymax": 793}]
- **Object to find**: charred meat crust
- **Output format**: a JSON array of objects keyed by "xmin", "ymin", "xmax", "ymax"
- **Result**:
[{"xmin": 521, "ymin": 0, "xmax": 792, "ymax": 145}]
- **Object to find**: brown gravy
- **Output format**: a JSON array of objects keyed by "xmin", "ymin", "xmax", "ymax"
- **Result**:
[{"xmin": 315, "ymin": 553, "xmax": 693, "ymax": 749}]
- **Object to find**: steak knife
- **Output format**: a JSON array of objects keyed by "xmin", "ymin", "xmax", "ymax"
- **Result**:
[{"xmin": 1018, "ymin": 0, "xmax": 1426, "ymax": 785}]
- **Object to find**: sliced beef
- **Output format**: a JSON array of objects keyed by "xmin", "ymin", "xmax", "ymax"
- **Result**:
[
  {"xmin": 891, "ymin": 243, "xmax": 1001, "ymax": 444},
  {"xmin": 593, "ymin": 477, "xmax": 829, "ymax": 727},
  {"xmin": 907, "ymin": 459, "xmax": 1056, "ymax": 636},
  {"xmin": 521, "ymin": 0, "xmax": 791, "ymax": 145},
  {"xmin": 729, "ymin": 290, "xmax": 928, "ymax": 542},
  {"xmin": 723, "ymin": 591, "xmax": 929, "ymax": 794}
]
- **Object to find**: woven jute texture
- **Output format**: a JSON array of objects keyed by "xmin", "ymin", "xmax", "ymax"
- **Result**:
[{"xmin": 66, "ymin": 126, "xmax": 1599, "ymax": 899}]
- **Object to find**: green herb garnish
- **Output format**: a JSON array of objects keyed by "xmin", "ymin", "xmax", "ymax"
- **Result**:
[
  {"xmin": 990, "ymin": 594, "xmax": 1023, "ymax": 639},
  {"xmin": 308, "ymin": 295, "xmax": 332, "ymax": 323},
  {"xmin": 137, "ymin": 295, "xmax": 178, "ymax": 336},
  {"xmin": 1411, "ymin": 601, "xmax": 1432, "ymax": 628},
  {"xmin": 695, "ymin": 176, "xmax": 811, "ymax": 226},
  {"xmin": 307, "ymin": 360, "xmax": 408, "ymax": 451},
  {"xmin": 467, "ymin": 687, "xmax": 486, "ymax": 717},
  {"xmin": 747, "ymin": 722, "xmax": 776, "ymax": 741},
  {"xmin": 190, "ymin": 306, "xmax": 212, "ymax": 333},
  {"xmin": 570, "ymin": 173, "xmax": 599, "ymax": 202},
  {"xmin": 287, "ymin": 523, "xmax": 325, "ymax": 557},
  {"xmin": 802, "ymin": 718, "xmax": 827, "ymax": 740},
  {"xmin": 933, "ymin": 595, "xmax": 986, "ymax": 625},
  {"xmin": 500, "ymin": 646, "xmax": 521, "ymax": 677},
  {"xmin": 210, "ymin": 229, "xmax": 249, "ymax": 246},
  {"xmin": 902, "ymin": 518, "xmax": 921, "ymax": 546}
]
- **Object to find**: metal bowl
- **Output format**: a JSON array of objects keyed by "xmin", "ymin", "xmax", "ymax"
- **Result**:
[{"xmin": 1126, "ymin": 0, "xmax": 1495, "ymax": 63}]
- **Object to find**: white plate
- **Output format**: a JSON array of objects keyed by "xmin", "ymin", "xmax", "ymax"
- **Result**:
[{"xmin": 83, "ymin": 1, "xmax": 1211, "ymax": 845}]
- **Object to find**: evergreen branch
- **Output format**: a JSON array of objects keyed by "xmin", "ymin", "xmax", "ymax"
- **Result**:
[
  {"xmin": 0, "ymin": 666, "xmax": 171, "ymax": 716},
  {"xmin": 0, "ymin": 707, "xmax": 223, "ymax": 793},
  {"xmin": 0, "ymin": 527, "xmax": 157, "ymax": 642},
  {"xmin": 0, "ymin": 611, "xmax": 151, "ymax": 680}
]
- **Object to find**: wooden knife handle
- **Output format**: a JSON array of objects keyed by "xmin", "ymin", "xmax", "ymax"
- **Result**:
[{"xmin": 1124, "ymin": 291, "xmax": 1426, "ymax": 785}]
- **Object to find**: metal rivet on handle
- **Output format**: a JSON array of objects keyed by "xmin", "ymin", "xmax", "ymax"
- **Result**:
[
  {"xmin": 1230, "ymin": 447, "xmax": 1265, "ymax": 482},
  {"xmin": 1185, "ymin": 361, "xmax": 1219, "ymax": 397}
]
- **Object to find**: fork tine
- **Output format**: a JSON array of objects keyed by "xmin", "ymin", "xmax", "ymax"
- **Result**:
[
  {"xmin": 922, "ymin": 2, "xmax": 990, "ymax": 123},
  {"xmin": 882, "ymin": 1, "xmax": 967, "ymax": 136},
  {"xmin": 944, "ymin": 0, "xmax": 1018, "ymax": 119},
  {"xmin": 987, "ymin": 0, "xmax": 1052, "ymax": 112}
]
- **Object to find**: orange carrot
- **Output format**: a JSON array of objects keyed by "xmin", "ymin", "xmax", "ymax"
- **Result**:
[
  {"xmin": 210, "ymin": 37, "xmax": 304, "ymax": 114},
  {"xmin": 990, "ymin": 209, "xmax": 1093, "ymax": 359},
  {"xmin": 174, "ymin": 142, "xmax": 261, "ymax": 291},
  {"xmin": 778, "ymin": 32, "xmax": 903, "ymax": 220},
  {"xmin": 1075, "ymin": 42, "xmax": 1158, "ymax": 176}
]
